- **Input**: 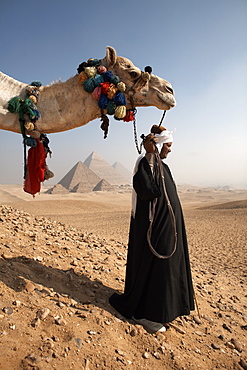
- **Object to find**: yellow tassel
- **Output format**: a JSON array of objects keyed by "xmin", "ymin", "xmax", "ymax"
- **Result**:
[
  {"xmin": 84, "ymin": 66, "xmax": 97, "ymax": 78},
  {"xmin": 117, "ymin": 82, "xmax": 126, "ymax": 92},
  {"xmin": 28, "ymin": 95, "xmax": 37, "ymax": 104},
  {"xmin": 24, "ymin": 122, "xmax": 35, "ymax": 131},
  {"xmin": 114, "ymin": 105, "xmax": 126, "ymax": 119}
]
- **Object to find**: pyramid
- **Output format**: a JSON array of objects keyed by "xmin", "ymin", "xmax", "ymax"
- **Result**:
[
  {"xmin": 93, "ymin": 179, "xmax": 115, "ymax": 192},
  {"xmin": 112, "ymin": 161, "xmax": 132, "ymax": 184},
  {"xmin": 45, "ymin": 184, "xmax": 69, "ymax": 194},
  {"xmin": 58, "ymin": 161, "xmax": 101, "ymax": 191},
  {"xmin": 84, "ymin": 152, "xmax": 127, "ymax": 185},
  {"xmin": 71, "ymin": 181, "xmax": 93, "ymax": 193}
]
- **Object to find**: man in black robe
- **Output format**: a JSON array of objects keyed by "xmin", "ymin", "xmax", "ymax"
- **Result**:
[{"xmin": 109, "ymin": 125, "xmax": 194, "ymax": 332}]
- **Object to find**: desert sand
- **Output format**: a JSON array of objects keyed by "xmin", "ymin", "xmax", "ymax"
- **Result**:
[{"xmin": 0, "ymin": 184, "xmax": 246, "ymax": 370}]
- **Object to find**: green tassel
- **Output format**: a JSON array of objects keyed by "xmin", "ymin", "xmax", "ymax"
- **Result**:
[{"xmin": 7, "ymin": 97, "xmax": 21, "ymax": 113}]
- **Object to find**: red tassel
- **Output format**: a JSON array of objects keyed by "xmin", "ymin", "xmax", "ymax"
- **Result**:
[
  {"xmin": 123, "ymin": 110, "xmax": 135, "ymax": 122},
  {"xmin": 100, "ymin": 82, "xmax": 111, "ymax": 95},
  {"xmin": 23, "ymin": 139, "xmax": 46, "ymax": 196}
]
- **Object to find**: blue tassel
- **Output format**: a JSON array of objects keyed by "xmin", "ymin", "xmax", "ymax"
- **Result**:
[
  {"xmin": 114, "ymin": 91, "xmax": 126, "ymax": 106},
  {"xmin": 106, "ymin": 101, "xmax": 116, "ymax": 115},
  {"xmin": 98, "ymin": 94, "xmax": 109, "ymax": 109},
  {"xmin": 102, "ymin": 71, "xmax": 114, "ymax": 82},
  {"xmin": 83, "ymin": 78, "xmax": 95, "ymax": 93},
  {"xmin": 94, "ymin": 74, "xmax": 104, "ymax": 87},
  {"xmin": 111, "ymin": 75, "xmax": 120, "ymax": 85},
  {"xmin": 25, "ymin": 137, "xmax": 37, "ymax": 147}
]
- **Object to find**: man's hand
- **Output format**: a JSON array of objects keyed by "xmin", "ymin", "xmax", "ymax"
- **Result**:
[{"xmin": 143, "ymin": 134, "xmax": 158, "ymax": 153}]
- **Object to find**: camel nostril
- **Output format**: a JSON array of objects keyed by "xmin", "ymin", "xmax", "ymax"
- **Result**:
[{"xmin": 165, "ymin": 86, "xmax": 174, "ymax": 95}]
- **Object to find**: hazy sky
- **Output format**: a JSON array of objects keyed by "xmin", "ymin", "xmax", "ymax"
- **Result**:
[{"xmin": 0, "ymin": 0, "xmax": 246, "ymax": 188}]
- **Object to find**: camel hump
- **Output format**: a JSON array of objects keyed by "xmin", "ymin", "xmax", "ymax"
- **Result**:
[{"xmin": 0, "ymin": 72, "xmax": 27, "ymax": 108}]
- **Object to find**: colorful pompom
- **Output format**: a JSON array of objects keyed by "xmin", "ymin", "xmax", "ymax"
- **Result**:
[
  {"xmin": 87, "ymin": 58, "xmax": 100, "ymax": 66},
  {"xmin": 97, "ymin": 65, "xmax": 107, "ymax": 74},
  {"xmin": 77, "ymin": 62, "xmax": 88, "ymax": 74},
  {"xmin": 117, "ymin": 82, "xmax": 126, "ymax": 92},
  {"xmin": 30, "ymin": 81, "xmax": 42, "ymax": 88},
  {"xmin": 114, "ymin": 91, "xmax": 126, "ymax": 106},
  {"xmin": 7, "ymin": 97, "xmax": 21, "ymax": 113},
  {"xmin": 92, "ymin": 86, "xmax": 102, "ymax": 100},
  {"xmin": 24, "ymin": 122, "xmax": 35, "ymax": 131},
  {"xmin": 25, "ymin": 137, "xmax": 37, "ymax": 147},
  {"xmin": 110, "ymin": 75, "xmax": 120, "ymax": 85},
  {"xmin": 106, "ymin": 101, "xmax": 116, "ymax": 115},
  {"xmin": 98, "ymin": 94, "xmax": 109, "ymax": 109},
  {"xmin": 100, "ymin": 82, "xmax": 111, "ymax": 95},
  {"xmin": 107, "ymin": 84, "xmax": 118, "ymax": 99},
  {"xmin": 29, "ymin": 95, "xmax": 37, "ymax": 105},
  {"xmin": 83, "ymin": 78, "xmax": 95, "ymax": 93},
  {"xmin": 26, "ymin": 85, "xmax": 39, "ymax": 97},
  {"xmin": 31, "ymin": 109, "xmax": 40, "ymax": 122},
  {"xmin": 84, "ymin": 66, "xmax": 97, "ymax": 79},
  {"xmin": 123, "ymin": 110, "xmax": 135, "ymax": 122},
  {"xmin": 114, "ymin": 105, "xmax": 126, "ymax": 119},
  {"xmin": 93, "ymin": 74, "xmax": 104, "ymax": 87},
  {"xmin": 30, "ymin": 130, "xmax": 41, "ymax": 139},
  {"xmin": 78, "ymin": 71, "xmax": 88, "ymax": 84},
  {"xmin": 102, "ymin": 71, "xmax": 114, "ymax": 82}
]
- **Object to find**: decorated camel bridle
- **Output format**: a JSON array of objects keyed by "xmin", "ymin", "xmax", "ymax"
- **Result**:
[{"xmin": 77, "ymin": 58, "xmax": 167, "ymax": 154}]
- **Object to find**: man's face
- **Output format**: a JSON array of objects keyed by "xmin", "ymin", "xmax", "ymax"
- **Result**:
[{"xmin": 160, "ymin": 142, "xmax": 172, "ymax": 159}]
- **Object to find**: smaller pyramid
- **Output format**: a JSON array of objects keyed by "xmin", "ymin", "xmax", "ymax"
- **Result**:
[
  {"xmin": 112, "ymin": 162, "xmax": 132, "ymax": 184},
  {"xmin": 93, "ymin": 179, "xmax": 115, "ymax": 191},
  {"xmin": 71, "ymin": 181, "xmax": 93, "ymax": 193},
  {"xmin": 58, "ymin": 161, "xmax": 101, "ymax": 190},
  {"xmin": 45, "ymin": 184, "xmax": 69, "ymax": 194}
]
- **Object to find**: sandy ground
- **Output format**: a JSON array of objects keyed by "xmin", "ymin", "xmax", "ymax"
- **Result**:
[{"xmin": 0, "ymin": 184, "xmax": 247, "ymax": 369}]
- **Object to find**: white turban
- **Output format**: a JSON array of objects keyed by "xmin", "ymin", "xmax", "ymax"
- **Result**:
[{"xmin": 155, "ymin": 129, "xmax": 173, "ymax": 150}]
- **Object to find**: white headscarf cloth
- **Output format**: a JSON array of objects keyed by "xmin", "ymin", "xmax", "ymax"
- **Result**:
[{"xmin": 155, "ymin": 129, "xmax": 173, "ymax": 150}]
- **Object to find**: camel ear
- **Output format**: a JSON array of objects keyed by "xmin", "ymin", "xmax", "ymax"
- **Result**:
[{"xmin": 105, "ymin": 46, "xmax": 117, "ymax": 68}]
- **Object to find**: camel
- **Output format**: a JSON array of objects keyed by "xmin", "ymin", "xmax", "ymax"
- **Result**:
[{"xmin": 0, "ymin": 46, "xmax": 176, "ymax": 135}]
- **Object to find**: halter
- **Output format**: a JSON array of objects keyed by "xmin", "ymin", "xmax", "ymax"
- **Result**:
[{"xmin": 126, "ymin": 79, "xmax": 167, "ymax": 154}]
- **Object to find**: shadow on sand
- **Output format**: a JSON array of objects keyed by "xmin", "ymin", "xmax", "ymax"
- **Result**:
[{"xmin": 0, "ymin": 255, "xmax": 122, "ymax": 317}]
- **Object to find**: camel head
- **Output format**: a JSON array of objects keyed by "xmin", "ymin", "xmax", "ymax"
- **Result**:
[{"xmin": 101, "ymin": 46, "xmax": 176, "ymax": 111}]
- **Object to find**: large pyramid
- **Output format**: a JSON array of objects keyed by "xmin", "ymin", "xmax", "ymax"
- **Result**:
[
  {"xmin": 112, "ymin": 161, "xmax": 132, "ymax": 184},
  {"xmin": 58, "ymin": 161, "xmax": 101, "ymax": 191},
  {"xmin": 84, "ymin": 152, "xmax": 127, "ymax": 185}
]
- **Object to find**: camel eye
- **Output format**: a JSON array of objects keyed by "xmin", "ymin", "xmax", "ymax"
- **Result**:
[{"xmin": 129, "ymin": 71, "xmax": 138, "ymax": 80}]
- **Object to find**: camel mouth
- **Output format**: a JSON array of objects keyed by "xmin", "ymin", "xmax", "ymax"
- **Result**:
[{"xmin": 157, "ymin": 91, "xmax": 176, "ymax": 110}]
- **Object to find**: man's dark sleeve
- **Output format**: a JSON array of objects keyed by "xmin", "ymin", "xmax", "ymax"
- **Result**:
[{"xmin": 133, "ymin": 156, "xmax": 161, "ymax": 200}]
